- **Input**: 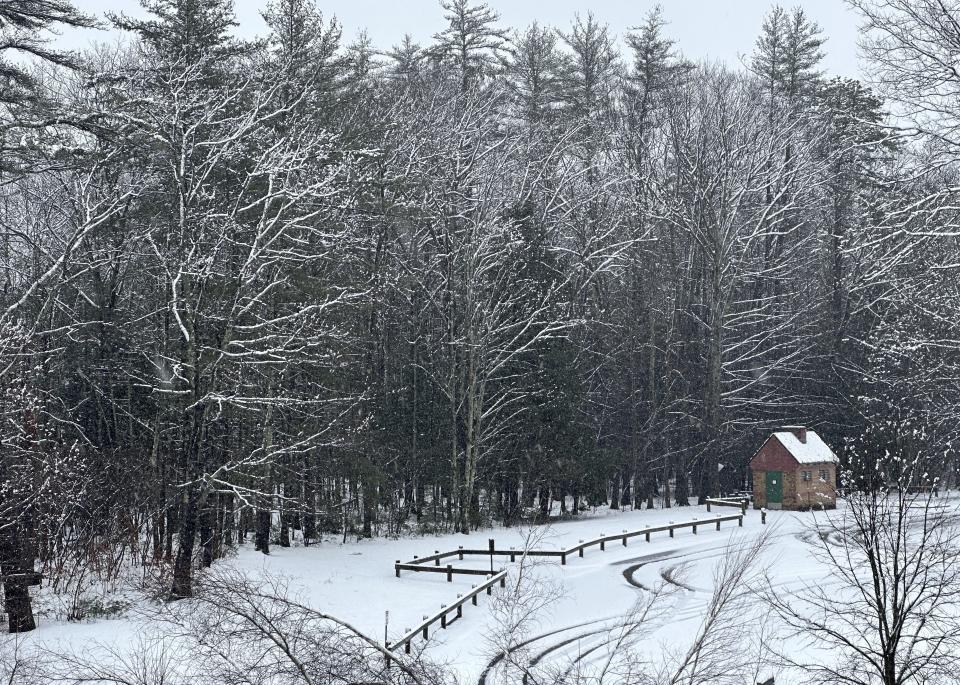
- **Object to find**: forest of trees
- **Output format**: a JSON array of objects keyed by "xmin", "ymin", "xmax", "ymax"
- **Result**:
[{"xmin": 1, "ymin": 0, "xmax": 959, "ymax": 620}]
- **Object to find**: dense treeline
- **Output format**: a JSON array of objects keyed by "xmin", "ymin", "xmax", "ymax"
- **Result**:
[{"xmin": 1, "ymin": 0, "xmax": 959, "ymax": 618}]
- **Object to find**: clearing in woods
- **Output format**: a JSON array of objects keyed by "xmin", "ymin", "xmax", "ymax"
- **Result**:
[{"xmin": 24, "ymin": 502, "xmax": 840, "ymax": 682}]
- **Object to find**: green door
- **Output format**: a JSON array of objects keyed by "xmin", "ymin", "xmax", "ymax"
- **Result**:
[{"xmin": 765, "ymin": 471, "xmax": 783, "ymax": 505}]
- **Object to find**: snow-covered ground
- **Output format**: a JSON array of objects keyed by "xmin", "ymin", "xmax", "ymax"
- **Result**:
[{"xmin": 18, "ymin": 503, "xmax": 836, "ymax": 682}]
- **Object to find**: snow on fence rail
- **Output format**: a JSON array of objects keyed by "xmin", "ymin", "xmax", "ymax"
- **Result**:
[
  {"xmin": 705, "ymin": 497, "xmax": 750, "ymax": 513},
  {"xmin": 388, "ymin": 570, "xmax": 507, "ymax": 655},
  {"xmin": 388, "ymin": 511, "xmax": 754, "ymax": 655}
]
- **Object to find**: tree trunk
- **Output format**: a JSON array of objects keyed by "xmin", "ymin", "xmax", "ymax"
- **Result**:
[
  {"xmin": 361, "ymin": 475, "xmax": 375, "ymax": 538},
  {"xmin": 538, "ymin": 484, "xmax": 550, "ymax": 518},
  {"xmin": 255, "ymin": 508, "xmax": 271, "ymax": 554},
  {"xmin": 170, "ymin": 487, "xmax": 199, "ymax": 599},
  {"xmin": 610, "ymin": 471, "xmax": 621, "ymax": 510},
  {"xmin": 199, "ymin": 500, "xmax": 215, "ymax": 568},
  {"xmin": 278, "ymin": 482, "xmax": 292, "ymax": 547},
  {"xmin": 0, "ymin": 524, "xmax": 36, "ymax": 633},
  {"xmin": 164, "ymin": 505, "xmax": 175, "ymax": 562},
  {"xmin": 675, "ymin": 457, "xmax": 689, "ymax": 506},
  {"xmin": 303, "ymin": 466, "xmax": 317, "ymax": 544},
  {"xmin": 222, "ymin": 493, "xmax": 234, "ymax": 548},
  {"xmin": 256, "ymin": 403, "xmax": 275, "ymax": 554}
]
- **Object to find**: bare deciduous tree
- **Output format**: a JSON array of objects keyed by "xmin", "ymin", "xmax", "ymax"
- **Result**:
[{"xmin": 765, "ymin": 468, "xmax": 960, "ymax": 685}]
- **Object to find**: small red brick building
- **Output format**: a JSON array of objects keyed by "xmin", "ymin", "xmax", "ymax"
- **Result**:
[{"xmin": 750, "ymin": 426, "xmax": 838, "ymax": 510}]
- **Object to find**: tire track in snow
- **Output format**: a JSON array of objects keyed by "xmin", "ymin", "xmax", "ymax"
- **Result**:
[
  {"xmin": 521, "ymin": 621, "xmax": 636, "ymax": 685},
  {"xmin": 621, "ymin": 543, "xmax": 728, "ymax": 591},
  {"xmin": 478, "ymin": 514, "xmax": 847, "ymax": 683},
  {"xmin": 501, "ymin": 547, "xmax": 726, "ymax": 684},
  {"xmin": 476, "ymin": 617, "xmax": 613, "ymax": 685},
  {"xmin": 553, "ymin": 616, "xmax": 652, "ymax": 682}
]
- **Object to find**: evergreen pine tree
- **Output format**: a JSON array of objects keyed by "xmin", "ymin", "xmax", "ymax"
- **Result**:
[
  {"xmin": 262, "ymin": 0, "xmax": 344, "ymax": 112},
  {"xmin": 0, "ymin": 0, "xmax": 95, "ymax": 175},
  {"xmin": 0, "ymin": 0, "xmax": 94, "ymax": 103},
  {"xmin": 112, "ymin": 0, "xmax": 242, "ymax": 66},
  {"xmin": 431, "ymin": 0, "xmax": 509, "ymax": 92},
  {"xmin": 752, "ymin": 4, "xmax": 825, "ymax": 103},
  {"xmin": 502, "ymin": 22, "xmax": 564, "ymax": 128},
  {"xmin": 386, "ymin": 34, "xmax": 424, "ymax": 85},
  {"xmin": 625, "ymin": 6, "xmax": 687, "ymax": 115},
  {"xmin": 557, "ymin": 12, "xmax": 618, "ymax": 169}
]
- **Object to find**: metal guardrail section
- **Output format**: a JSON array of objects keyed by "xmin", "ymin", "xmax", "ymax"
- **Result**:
[{"xmin": 388, "ymin": 511, "xmax": 747, "ymax": 654}]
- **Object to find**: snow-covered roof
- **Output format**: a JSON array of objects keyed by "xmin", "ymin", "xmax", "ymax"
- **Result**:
[{"xmin": 773, "ymin": 430, "xmax": 838, "ymax": 464}]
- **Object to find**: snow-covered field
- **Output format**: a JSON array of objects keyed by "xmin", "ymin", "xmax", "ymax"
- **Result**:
[{"xmin": 18, "ymin": 503, "xmax": 838, "ymax": 683}]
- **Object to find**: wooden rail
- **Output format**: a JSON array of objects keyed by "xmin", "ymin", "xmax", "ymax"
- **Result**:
[
  {"xmin": 705, "ymin": 497, "xmax": 749, "ymax": 513},
  {"xmin": 394, "ymin": 512, "xmax": 745, "ymax": 580},
  {"xmin": 388, "ymin": 511, "xmax": 752, "ymax": 656},
  {"xmin": 394, "ymin": 563, "xmax": 498, "ymax": 581},
  {"xmin": 388, "ymin": 570, "xmax": 508, "ymax": 654}
]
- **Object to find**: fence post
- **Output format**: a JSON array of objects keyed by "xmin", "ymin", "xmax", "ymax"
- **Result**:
[
  {"xmin": 669, "ymin": 522, "xmax": 674, "ymax": 538},
  {"xmin": 716, "ymin": 518, "xmax": 721, "ymax": 531},
  {"xmin": 761, "ymin": 510, "xmax": 767, "ymax": 525},
  {"xmin": 434, "ymin": 551, "xmax": 440, "ymax": 566},
  {"xmin": 395, "ymin": 560, "xmax": 401, "ymax": 578},
  {"xmin": 510, "ymin": 547, "xmax": 516, "ymax": 563},
  {"xmin": 707, "ymin": 501, "xmax": 712, "ymax": 512},
  {"xmin": 738, "ymin": 515, "xmax": 743, "ymax": 527},
  {"xmin": 384, "ymin": 609, "xmax": 390, "ymax": 668},
  {"xmin": 499, "ymin": 574, "xmax": 506, "ymax": 588},
  {"xmin": 458, "ymin": 546, "xmax": 463, "ymax": 560},
  {"xmin": 446, "ymin": 564, "xmax": 453, "ymax": 582},
  {"xmin": 488, "ymin": 538, "xmax": 495, "ymax": 574},
  {"xmin": 561, "ymin": 551, "xmax": 566, "ymax": 565},
  {"xmin": 645, "ymin": 526, "xmax": 650, "ymax": 542},
  {"xmin": 578, "ymin": 540, "xmax": 584, "ymax": 557},
  {"xmin": 441, "ymin": 608, "xmax": 447, "ymax": 629},
  {"xmin": 622, "ymin": 530, "xmax": 628, "ymax": 546},
  {"xmin": 405, "ymin": 642, "xmax": 411, "ymax": 655},
  {"xmin": 692, "ymin": 518, "xmax": 698, "ymax": 535}
]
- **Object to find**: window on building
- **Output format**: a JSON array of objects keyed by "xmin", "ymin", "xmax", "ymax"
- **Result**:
[
  {"xmin": 819, "ymin": 469, "xmax": 828, "ymax": 482},
  {"xmin": 802, "ymin": 470, "xmax": 812, "ymax": 481}
]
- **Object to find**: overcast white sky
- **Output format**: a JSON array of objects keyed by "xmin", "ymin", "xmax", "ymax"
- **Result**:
[{"xmin": 63, "ymin": 0, "xmax": 864, "ymax": 77}]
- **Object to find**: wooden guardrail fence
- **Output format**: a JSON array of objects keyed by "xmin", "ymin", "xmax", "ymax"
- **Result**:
[
  {"xmin": 388, "ymin": 510, "xmax": 756, "ymax": 656},
  {"xmin": 704, "ymin": 497, "xmax": 750, "ymax": 513},
  {"xmin": 388, "ymin": 570, "xmax": 507, "ymax": 654}
]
